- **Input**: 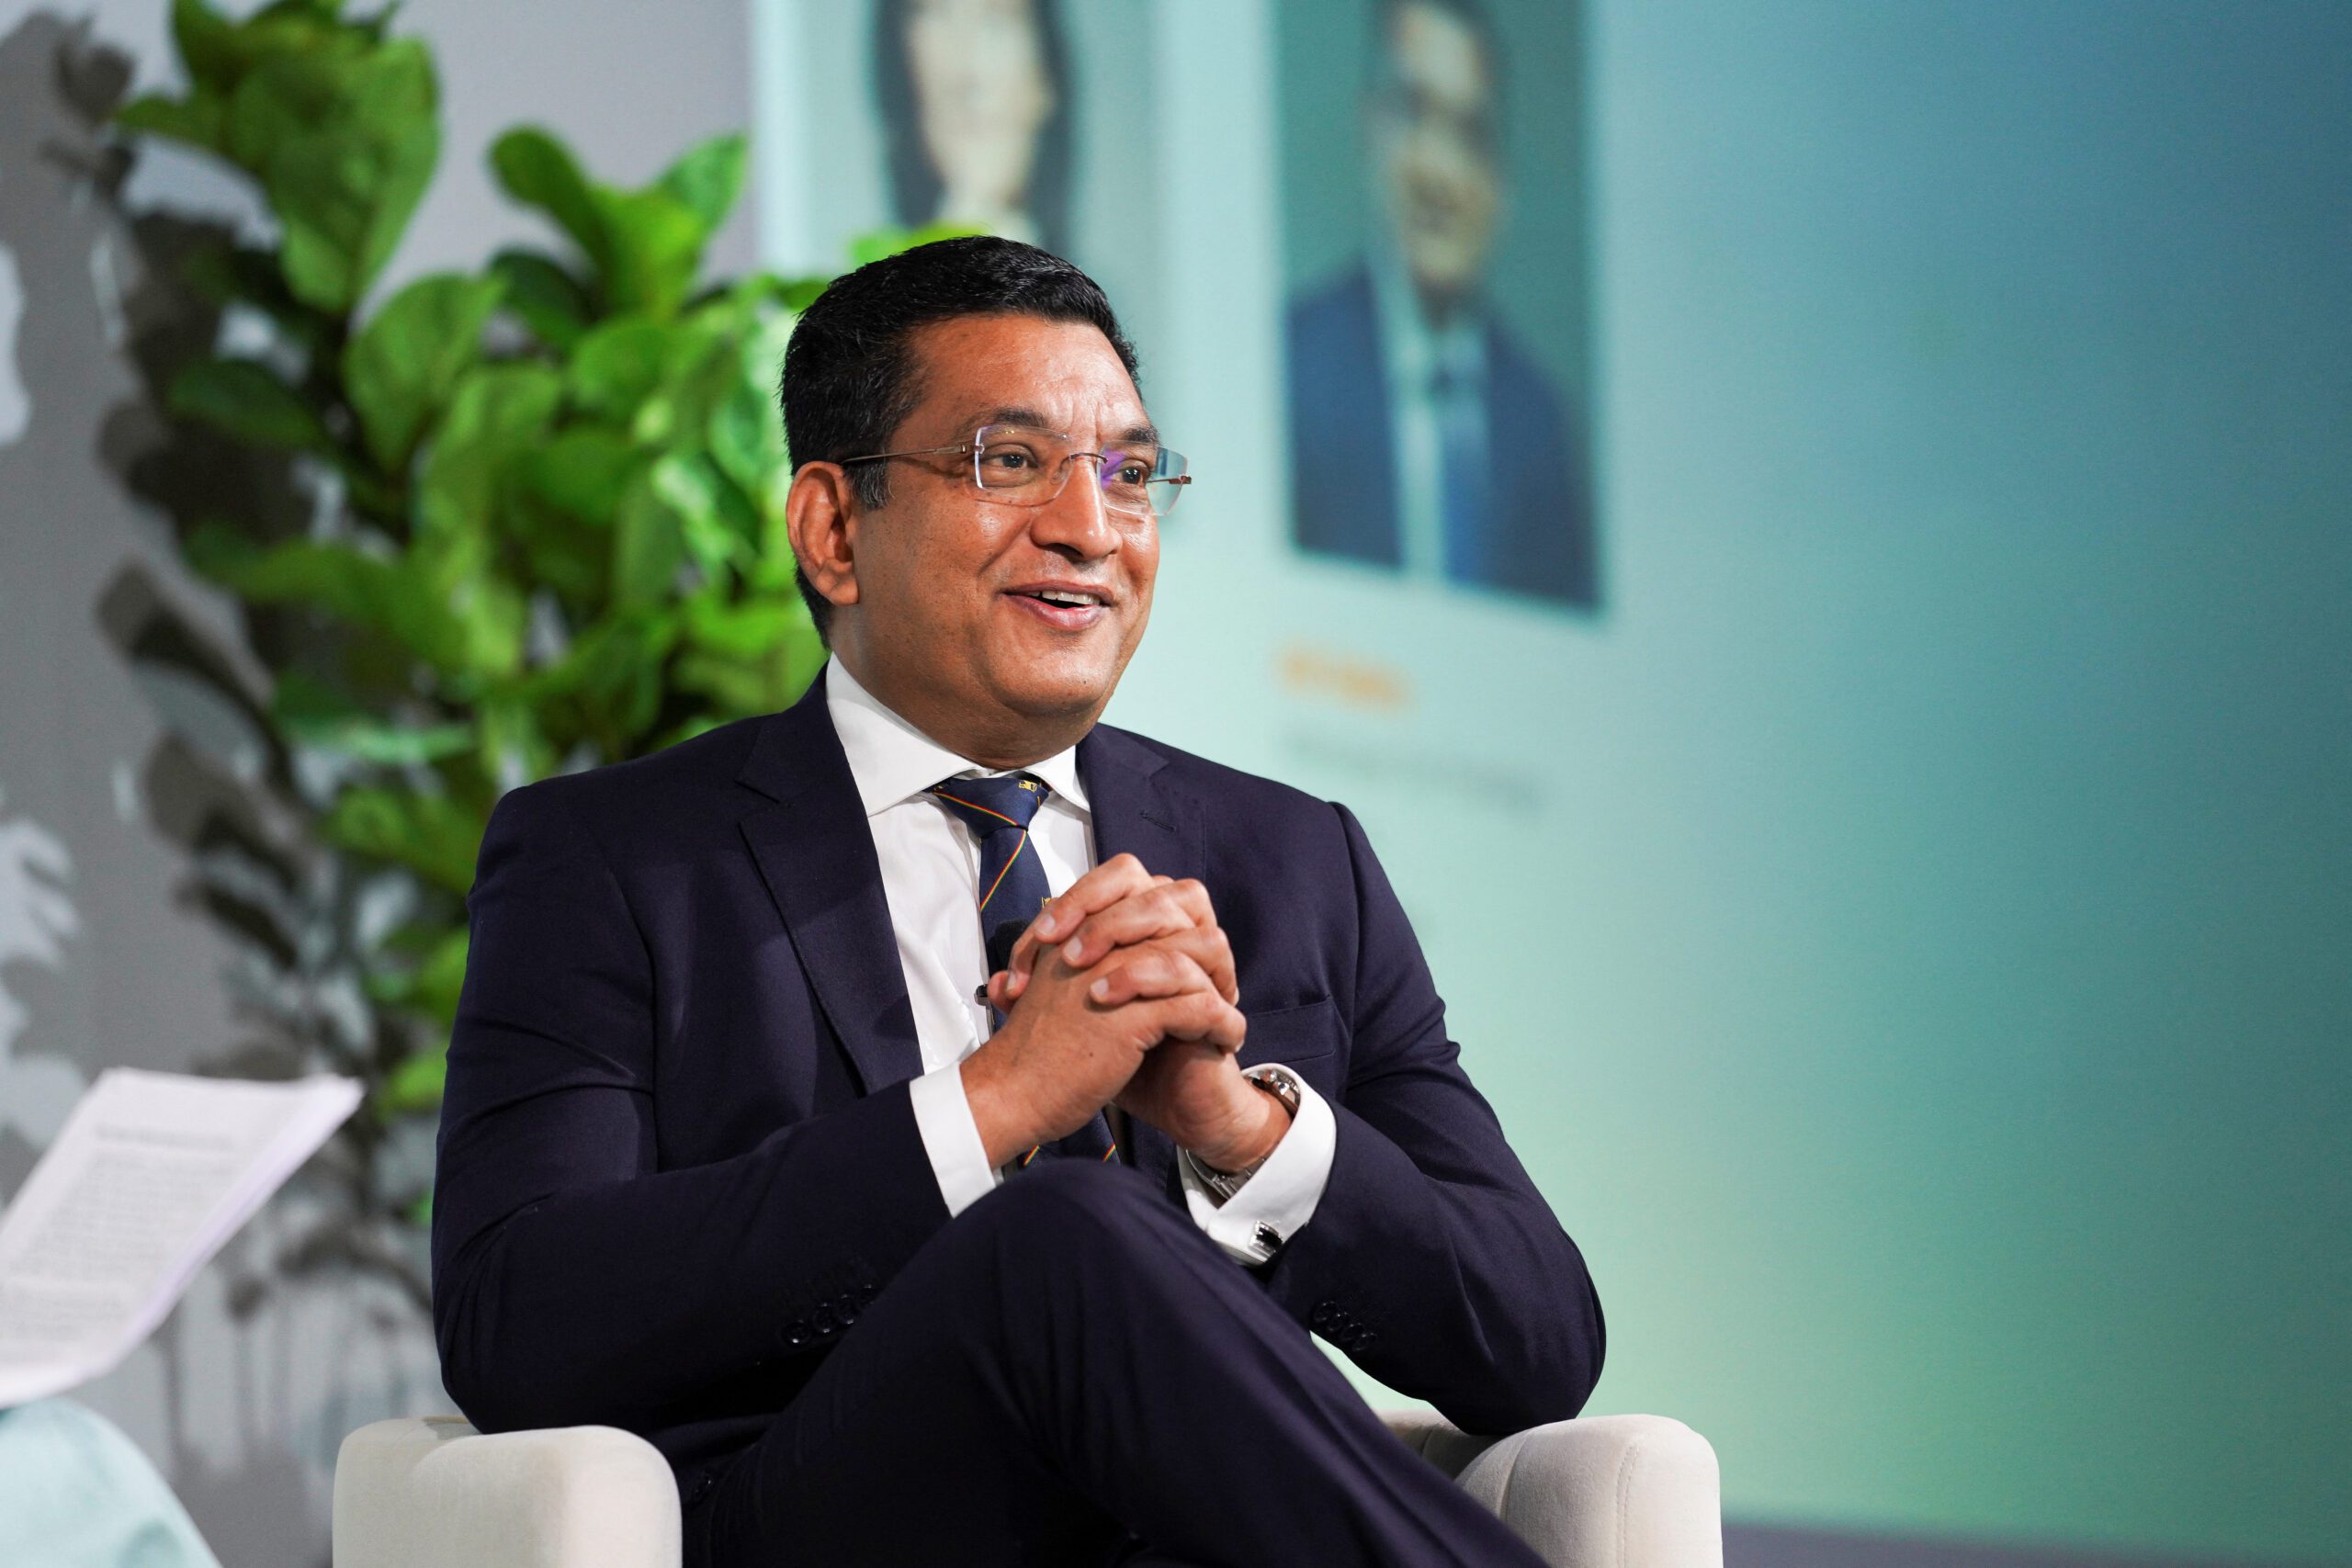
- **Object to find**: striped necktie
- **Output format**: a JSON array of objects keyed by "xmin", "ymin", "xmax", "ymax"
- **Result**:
[{"xmin": 926, "ymin": 773, "xmax": 1117, "ymax": 1166}]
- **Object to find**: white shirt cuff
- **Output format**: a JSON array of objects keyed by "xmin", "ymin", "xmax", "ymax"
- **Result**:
[
  {"xmin": 908, "ymin": 1061, "xmax": 1001, "ymax": 1219},
  {"xmin": 1178, "ymin": 1065, "xmax": 1335, "ymax": 1265}
]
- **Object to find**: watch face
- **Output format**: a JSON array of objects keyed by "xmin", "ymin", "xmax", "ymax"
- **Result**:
[{"xmin": 1247, "ymin": 1068, "xmax": 1302, "ymax": 1117}]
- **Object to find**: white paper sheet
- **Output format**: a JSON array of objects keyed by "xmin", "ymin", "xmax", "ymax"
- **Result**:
[{"xmin": 0, "ymin": 1068, "xmax": 360, "ymax": 1407}]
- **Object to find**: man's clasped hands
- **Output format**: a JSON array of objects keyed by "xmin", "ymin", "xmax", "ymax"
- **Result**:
[{"xmin": 958, "ymin": 854, "xmax": 1290, "ymax": 1176}]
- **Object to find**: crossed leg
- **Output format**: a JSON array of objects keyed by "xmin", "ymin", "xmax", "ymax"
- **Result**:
[{"xmin": 689, "ymin": 1159, "xmax": 1545, "ymax": 1568}]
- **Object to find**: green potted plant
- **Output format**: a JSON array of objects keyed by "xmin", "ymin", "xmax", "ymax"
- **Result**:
[{"xmin": 104, "ymin": 0, "xmax": 956, "ymax": 1303}]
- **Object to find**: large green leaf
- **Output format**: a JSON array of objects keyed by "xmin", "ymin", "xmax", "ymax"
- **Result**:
[
  {"xmin": 472, "ymin": 697, "xmax": 555, "ymax": 794},
  {"xmin": 654, "ymin": 450, "xmax": 759, "ymax": 576},
  {"xmin": 518, "ymin": 425, "xmax": 639, "ymax": 525},
  {"xmin": 654, "ymin": 133, "xmax": 747, "ymax": 233},
  {"xmin": 709, "ymin": 309, "xmax": 795, "ymax": 499},
  {"xmin": 366, "ymin": 927, "xmax": 469, "ymax": 1030},
  {"xmin": 682, "ymin": 594, "xmax": 808, "ymax": 660},
  {"xmin": 168, "ymin": 357, "xmax": 334, "ymax": 453},
  {"xmin": 488, "ymin": 249, "xmax": 594, "ymax": 350},
  {"xmin": 506, "ymin": 426, "xmax": 637, "ymax": 606},
  {"xmin": 344, "ymin": 272, "xmax": 504, "ymax": 470},
  {"xmin": 707, "ymin": 378, "xmax": 783, "ymax": 505},
  {"xmin": 417, "ymin": 363, "xmax": 563, "ymax": 549},
  {"xmin": 409, "ymin": 366, "xmax": 550, "ymax": 685},
  {"xmin": 228, "ymin": 38, "xmax": 439, "ymax": 312},
  {"xmin": 611, "ymin": 467, "xmax": 686, "ymax": 607},
  {"xmin": 417, "ymin": 364, "xmax": 564, "ymax": 615},
  {"xmin": 169, "ymin": 0, "xmax": 241, "ymax": 91},
  {"xmin": 592, "ymin": 186, "xmax": 707, "ymax": 321},
  {"xmin": 523, "ymin": 612, "xmax": 679, "ymax": 750},
  {"xmin": 115, "ymin": 88, "xmax": 226, "ymax": 152},
  {"xmin": 176, "ymin": 243, "xmax": 333, "ymax": 358},
  {"xmin": 492, "ymin": 128, "xmax": 726, "ymax": 321},
  {"xmin": 568, "ymin": 317, "xmax": 672, "ymax": 423},
  {"xmin": 185, "ymin": 525, "xmax": 476, "ymax": 673},
  {"xmin": 175, "ymin": 0, "xmax": 354, "ymax": 94},
  {"xmin": 377, "ymin": 1036, "xmax": 448, "ymax": 1117},
  {"xmin": 322, "ymin": 786, "xmax": 483, "ymax": 896},
  {"xmin": 673, "ymin": 593, "xmax": 825, "ymax": 717},
  {"xmin": 489, "ymin": 127, "xmax": 605, "ymax": 267},
  {"xmin": 273, "ymin": 671, "xmax": 472, "ymax": 764}
]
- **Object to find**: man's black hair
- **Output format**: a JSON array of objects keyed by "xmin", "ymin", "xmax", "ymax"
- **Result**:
[
  {"xmin": 872, "ymin": 0, "xmax": 1075, "ymax": 257},
  {"xmin": 779, "ymin": 234, "xmax": 1141, "ymax": 639}
]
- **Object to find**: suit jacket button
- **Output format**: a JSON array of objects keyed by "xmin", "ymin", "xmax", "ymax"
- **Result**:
[
  {"xmin": 812, "ymin": 1303, "xmax": 838, "ymax": 1333},
  {"xmin": 1310, "ymin": 1301, "xmax": 1340, "ymax": 1329},
  {"xmin": 783, "ymin": 1318, "xmax": 810, "ymax": 1348}
]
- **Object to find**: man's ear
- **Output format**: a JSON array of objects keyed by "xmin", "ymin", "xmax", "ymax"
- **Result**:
[{"xmin": 786, "ymin": 463, "xmax": 862, "ymax": 617}]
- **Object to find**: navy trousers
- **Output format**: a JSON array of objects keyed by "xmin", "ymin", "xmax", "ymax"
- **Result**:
[{"xmin": 685, "ymin": 1160, "xmax": 1547, "ymax": 1567}]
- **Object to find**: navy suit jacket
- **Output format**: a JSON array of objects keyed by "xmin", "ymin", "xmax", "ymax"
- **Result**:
[
  {"xmin": 1287, "ymin": 264, "xmax": 1600, "ymax": 608},
  {"xmin": 432, "ymin": 669, "xmax": 1604, "ymax": 1496}
]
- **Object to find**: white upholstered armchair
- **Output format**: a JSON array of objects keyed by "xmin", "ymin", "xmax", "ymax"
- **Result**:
[{"xmin": 334, "ymin": 1409, "xmax": 1721, "ymax": 1568}]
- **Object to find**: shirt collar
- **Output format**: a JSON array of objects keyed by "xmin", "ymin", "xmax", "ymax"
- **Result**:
[
  {"xmin": 1370, "ymin": 242, "xmax": 1487, "ymax": 388},
  {"xmin": 823, "ymin": 653, "xmax": 1090, "ymax": 818}
]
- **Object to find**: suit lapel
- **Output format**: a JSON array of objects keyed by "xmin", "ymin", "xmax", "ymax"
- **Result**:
[
  {"xmin": 1078, "ymin": 723, "xmax": 1203, "ymax": 1199},
  {"xmin": 737, "ymin": 670, "xmax": 923, "ymax": 1096},
  {"xmin": 731, "ymin": 695, "xmax": 1205, "ymax": 1179}
]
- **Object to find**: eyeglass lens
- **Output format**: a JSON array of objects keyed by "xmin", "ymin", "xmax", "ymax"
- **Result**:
[{"xmin": 971, "ymin": 424, "xmax": 1189, "ymax": 517}]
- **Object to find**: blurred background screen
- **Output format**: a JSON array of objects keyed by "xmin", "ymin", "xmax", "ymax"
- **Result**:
[{"xmin": 755, "ymin": 1, "xmax": 2352, "ymax": 1562}]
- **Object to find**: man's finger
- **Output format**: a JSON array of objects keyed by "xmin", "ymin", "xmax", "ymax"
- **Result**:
[
  {"xmin": 1012, "ymin": 910, "xmax": 1238, "ymax": 1011},
  {"xmin": 1094, "ymin": 923, "xmax": 1237, "ymax": 1007},
  {"xmin": 1135, "ymin": 989, "xmax": 1248, "ymax": 1053},
  {"xmin": 1001, "ymin": 853, "xmax": 1156, "ymax": 993},
  {"xmin": 1084, "ymin": 946, "xmax": 1216, "ymax": 1008},
  {"xmin": 1057, "ymin": 884, "xmax": 1197, "ymax": 970}
]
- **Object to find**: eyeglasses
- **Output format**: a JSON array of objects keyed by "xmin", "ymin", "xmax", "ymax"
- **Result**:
[{"xmin": 840, "ymin": 423, "xmax": 1193, "ymax": 518}]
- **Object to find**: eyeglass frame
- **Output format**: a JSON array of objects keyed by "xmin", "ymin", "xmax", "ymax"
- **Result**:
[{"xmin": 836, "ymin": 423, "xmax": 1193, "ymax": 519}]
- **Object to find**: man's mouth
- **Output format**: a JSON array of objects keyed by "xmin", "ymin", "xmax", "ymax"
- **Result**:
[{"xmin": 1004, "ymin": 584, "xmax": 1113, "ymax": 628}]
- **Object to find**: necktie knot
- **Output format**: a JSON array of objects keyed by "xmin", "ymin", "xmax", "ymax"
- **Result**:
[
  {"xmin": 927, "ymin": 772, "xmax": 1053, "ymax": 964},
  {"xmin": 926, "ymin": 772, "xmax": 1051, "ymax": 835}
]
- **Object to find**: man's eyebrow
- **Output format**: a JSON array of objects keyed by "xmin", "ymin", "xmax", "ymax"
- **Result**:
[{"xmin": 975, "ymin": 409, "xmax": 1160, "ymax": 447}]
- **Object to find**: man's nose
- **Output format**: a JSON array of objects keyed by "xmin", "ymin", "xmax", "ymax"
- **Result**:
[{"xmin": 1026, "ymin": 458, "xmax": 1122, "ymax": 559}]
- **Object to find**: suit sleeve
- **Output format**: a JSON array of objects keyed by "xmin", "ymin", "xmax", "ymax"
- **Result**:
[
  {"xmin": 430, "ymin": 781, "xmax": 951, "ymax": 1434},
  {"xmin": 1259, "ymin": 803, "xmax": 1606, "ymax": 1436}
]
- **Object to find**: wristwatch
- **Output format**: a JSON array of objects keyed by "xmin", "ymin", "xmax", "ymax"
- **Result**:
[{"xmin": 1193, "ymin": 1068, "xmax": 1303, "ymax": 1203}]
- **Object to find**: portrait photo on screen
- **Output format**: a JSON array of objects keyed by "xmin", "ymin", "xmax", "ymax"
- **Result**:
[
  {"xmin": 1278, "ymin": 0, "xmax": 1599, "ymax": 612},
  {"xmin": 775, "ymin": 0, "xmax": 1162, "ymax": 356}
]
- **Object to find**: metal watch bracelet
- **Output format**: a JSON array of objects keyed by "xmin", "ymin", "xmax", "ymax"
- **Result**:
[{"xmin": 1195, "ymin": 1068, "xmax": 1303, "ymax": 1201}]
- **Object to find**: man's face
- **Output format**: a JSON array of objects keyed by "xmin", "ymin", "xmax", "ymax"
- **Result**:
[
  {"xmin": 1376, "ymin": 1, "xmax": 1503, "ymax": 307},
  {"xmin": 903, "ymin": 0, "xmax": 1054, "ymax": 215},
  {"xmin": 836, "ymin": 312, "xmax": 1159, "ymax": 741}
]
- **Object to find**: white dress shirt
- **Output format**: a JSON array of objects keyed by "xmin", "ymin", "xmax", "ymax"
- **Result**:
[
  {"xmin": 825, "ymin": 656, "xmax": 1334, "ymax": 1264},
  {"xmin": 1373, "ymin": 246, "xmax": 1490, "ymax": 583}
]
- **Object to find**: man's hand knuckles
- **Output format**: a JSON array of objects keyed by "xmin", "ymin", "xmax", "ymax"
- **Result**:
[{"xmin": 1169, "ymin": 878, "xmax": 1216, "ymax": 921}]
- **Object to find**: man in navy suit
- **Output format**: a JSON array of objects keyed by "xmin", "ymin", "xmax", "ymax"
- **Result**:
[
  {"xmin": 434, "ymin": 236, "xmax": 1602, "ymax": 1566},
  {"xmin": 1287, "ymin": 0, "xmax": 1598, "ymax": 608}
]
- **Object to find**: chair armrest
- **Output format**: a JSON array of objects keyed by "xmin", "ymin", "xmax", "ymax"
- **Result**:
[
  {"xmin": 333, "ymin": 1416, "xmax": 679, "ymax": 1568},
  {"xmin": 1382, "ymin": 1410, "xmax": 1723, "ymax": 1568}
]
